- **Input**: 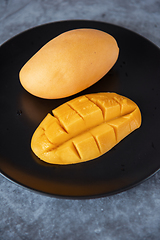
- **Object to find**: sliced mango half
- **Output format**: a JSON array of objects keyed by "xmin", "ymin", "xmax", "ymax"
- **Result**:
[{"xmin": 31, "ymin": 92, "xmax": 142, "ymax": 164}]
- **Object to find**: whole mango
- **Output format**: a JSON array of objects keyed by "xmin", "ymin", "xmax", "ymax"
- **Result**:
[{"xmin": 19, "ymin": 29, "xmax": 119, "ymax": 99}]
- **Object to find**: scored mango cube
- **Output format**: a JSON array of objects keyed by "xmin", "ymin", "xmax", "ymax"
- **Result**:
[
  {"xmin": 56, "ymin": 141, "xmax": 81, "ymax": 164},
  {"xmin": 108, "ymin": 117, "xmax": 131, "ymax": 143},
  {"xmin": 72, "ymin": 132, "xmax": 100, "ymax": 161},
  {"xmin": 52, "ymin": 103, "xmax": 85, "ymax": 134},
  {"xmin": 45, "ymin": 117, "xmax": 69, "ymax": 147},
  {"xmin": 39, "ymin": 113, "xmax": 55, "ymax": 130},
  {"xmin": 87, "ymin": 93, "xmax": 121, "ymax": 121},
  {"xmin": 113, "ymin": 95, "xmax": 136, "ymax": 115},
  {"xmin": 123, "ymin": 107, "xmax": 141, "ymax": 131},
  {"xmin": 31, "ymin": 127, "xmax": 54, "ymax": 154},
  {"xmin": 90, "ymin": 123, "xmax": 116, "ymax": 154},
  {"xmin": 68, "ymin": 96, "xmax": 103, "ymax": 128}
]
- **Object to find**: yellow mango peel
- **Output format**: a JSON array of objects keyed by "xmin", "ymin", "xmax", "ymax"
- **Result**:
[
  {"xmin": 19, "ymin": 29, "xmax": 119, "ymax": 99},
  {"xmin": 31, "ymin": 92, "xmax": 142, "ymax": 165}
]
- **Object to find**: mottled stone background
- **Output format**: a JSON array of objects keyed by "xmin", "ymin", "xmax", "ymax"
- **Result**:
[{"xmin": 0, "ymin": 0, "xmax": 160, "ymax": 239}]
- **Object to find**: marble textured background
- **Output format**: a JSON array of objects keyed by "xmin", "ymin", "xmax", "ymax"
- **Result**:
[{"xmin": 0, "ymin": 0, "xmax": 160, "ymax": 239}]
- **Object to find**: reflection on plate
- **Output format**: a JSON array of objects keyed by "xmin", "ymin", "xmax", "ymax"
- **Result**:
[{"xmin": 0, "ymin": 20, "xmax": 160, "ymax": 199}]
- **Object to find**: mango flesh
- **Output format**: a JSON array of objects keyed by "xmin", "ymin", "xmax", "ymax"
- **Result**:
[
  {"xmin": 19, "ymin": 29, "xmax": 119, "ymax": 99},
  {"xmin": 31, "ymin": 92, "xmax": 142, "ymax": 165}
]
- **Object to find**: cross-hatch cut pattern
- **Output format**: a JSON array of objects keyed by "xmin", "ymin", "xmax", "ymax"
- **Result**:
[{"xmin": 31, "ymin": 92, "xmax": 141, "ymax": 165}]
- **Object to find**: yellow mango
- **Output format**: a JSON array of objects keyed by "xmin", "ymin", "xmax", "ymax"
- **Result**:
[
  {"xmin": 31, "ymin": 92, "xmax": 142, "ymax": 165},
  {"xmin": 19, "ymin": 29, "xmax": 119, "ymax": 99}
]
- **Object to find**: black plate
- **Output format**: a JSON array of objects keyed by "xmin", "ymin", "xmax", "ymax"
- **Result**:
[{"xmin": 0, "ymin": 20, "xmax": 160, "ymax": 199}]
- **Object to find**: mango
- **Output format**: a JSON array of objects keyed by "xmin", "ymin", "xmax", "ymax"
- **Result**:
[
  {"xmin": 19, "ymin": 29, "xmax": 119, "ymax": 99},
  {"xmin": 31, "ymin": 92, "xmax": 141, "ymax": 165}
]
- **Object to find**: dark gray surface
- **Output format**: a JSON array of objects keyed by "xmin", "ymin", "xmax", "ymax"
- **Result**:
[{"xmin": 0, "ymin": 0, "xmax": 160, "ymax": 239}]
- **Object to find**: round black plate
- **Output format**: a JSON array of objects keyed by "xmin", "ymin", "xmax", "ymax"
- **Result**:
[{"xmin": 0, "ymin": 20, "xmax": 160, "ymax": 199}]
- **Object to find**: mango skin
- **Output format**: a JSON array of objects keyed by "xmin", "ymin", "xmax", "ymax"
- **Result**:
[
  {"xmin": 19, "ymin": 29, "xmax": 119, "ymax": 99},
  {"xmin": 31, "ymin": 92, "xmax": 142, "ymax": 165}
]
